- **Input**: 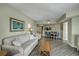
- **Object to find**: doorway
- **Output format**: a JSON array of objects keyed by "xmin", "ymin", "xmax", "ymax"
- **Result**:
[
  {"xmin": 61, "ymin": 19, "xmax": 72, "ymax": 44},
  {"xmin": 63, "ymin": 21, "xmax": 68, "ymax": 41}
]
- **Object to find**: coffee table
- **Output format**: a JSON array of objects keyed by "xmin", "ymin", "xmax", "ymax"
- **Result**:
[{"xmin": 39, "ymin": 41, "xmax": 51, "ymax": 56}]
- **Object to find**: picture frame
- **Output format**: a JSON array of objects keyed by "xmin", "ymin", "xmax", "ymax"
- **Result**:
[{"xmin": 10, "ymin": 17, "xmax": 25, "ymax": 32}]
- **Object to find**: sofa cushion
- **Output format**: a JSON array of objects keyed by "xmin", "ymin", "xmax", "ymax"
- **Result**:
[
  {"xmin": 3, "ymin": 37, "xmax": 16, "ymax": 45},
  {"xmin": 12, "ymin": 39, "xmax": 22, "ymax": 46},
  {"xmin": 21, "ymin": 40, "xmax": 36, "ymax": 50},
  {"xmin": 12, "ymin": 34, "xmax": 30, "ymax": 46},
  {"xmin": 18, "ymin": 34, "xmax": 30, "ymax": 42},
  {"xmin": 12, "ymin": 38, "xmax": 26, "ymax": 46},
  {"xmin": 2, "ymin": 45, "xmax": 23, "ymax": 54},
  {"xmin": 29, "ymin": 35, "xmax": 36, "ymax": 40}
]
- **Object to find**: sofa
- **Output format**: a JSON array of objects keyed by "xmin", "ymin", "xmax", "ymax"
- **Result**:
[
  {"xmin": 36, "ymin": 33, "xmax": 41, "ymax": 40},
  {"xmin": 1, "ymin": 33, "xmax": 38, "ymax": 56}
]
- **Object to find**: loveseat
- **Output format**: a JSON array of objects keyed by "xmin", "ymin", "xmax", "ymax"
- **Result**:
[{"xmin": 1, "ymin": 33, "xmax": 38, "ymax": 56}]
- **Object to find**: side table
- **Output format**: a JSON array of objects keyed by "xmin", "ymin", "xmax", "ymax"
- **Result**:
[{"xmin": 0, "ymin": 50, "xmax": 8, "ymax": 56}]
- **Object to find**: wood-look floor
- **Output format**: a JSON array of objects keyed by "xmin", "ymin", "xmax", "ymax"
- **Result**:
[{"xmin": 30, "ymin": 37, "xmax": 79, "ymax": 56}]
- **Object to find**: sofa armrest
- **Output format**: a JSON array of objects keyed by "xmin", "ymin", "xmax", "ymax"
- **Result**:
[{"xmin": 2, "ymin": 45, "xmax": 23, "ymax": 55}]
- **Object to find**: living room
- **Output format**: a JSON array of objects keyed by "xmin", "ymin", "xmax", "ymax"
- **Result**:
[{"xmin": 0, "ymin": 3, "xmax": 79, "ymax": 56}]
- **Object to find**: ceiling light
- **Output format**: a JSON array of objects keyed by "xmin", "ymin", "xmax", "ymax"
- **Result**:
[{"xmin": 48, "ymin": 21, "xmax": 50, "ymax": 24}]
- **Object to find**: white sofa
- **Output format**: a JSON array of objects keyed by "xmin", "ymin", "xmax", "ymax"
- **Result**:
[
  {"xmin": 2, "ymin": 33, "xmax": 38, "ymax": 56},
  {"xmin": 36, "ymin": 33, "xmax": 41, "ymax": 40}
]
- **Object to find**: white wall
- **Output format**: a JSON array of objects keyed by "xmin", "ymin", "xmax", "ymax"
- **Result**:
[
  {"xmin": 72, "ymin": 17, "xmax": 79, "ymax": 35},
  {"xmin": 71, "ymin": 16, "xmax": 79, "ymax": 47},
  {"xmin": 0, "ymin": 4, "xmax": 36, "ymax": 40},
  {"xmin": 64, "ymin": 17, "xmax": 79, "ymax": 47},
  {"xmin": 58, "ymin": 10, "xmax": 79, "ymax": 47},
  {"xmin": 63, "ymin": 22, "xmax": 68, "ymax": 41},
  {"xmin": 66, "ymin": 10, "xmax": 79, "ymax": 18}
]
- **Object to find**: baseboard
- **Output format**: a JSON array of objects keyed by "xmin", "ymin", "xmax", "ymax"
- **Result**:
[
  {"xmin": 67, "ymin": 42, "xmax": 76, "ymax": 48},
  {"xmin": 63, "ymin": 40, "xmax": 76, "ymax": 48}
]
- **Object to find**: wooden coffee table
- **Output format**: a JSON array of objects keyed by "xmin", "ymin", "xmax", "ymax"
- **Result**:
[
  {"xmin": 0, "ymin": 51, "xmax": 8, "ymax": 56},
  {"xmin": 39, "ymin": 40, "xmax": 51, "ymax": 56}
]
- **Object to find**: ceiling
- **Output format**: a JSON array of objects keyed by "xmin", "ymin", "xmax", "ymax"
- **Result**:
[{"xmin": 8, "ymin": 3, "xmax": 79, "ymax": 22}]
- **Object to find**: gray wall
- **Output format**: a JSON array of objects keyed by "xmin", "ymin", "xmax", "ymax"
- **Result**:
[{"xmin": 0, "ymin": 4, "xmax": 37, "ymax": 40}]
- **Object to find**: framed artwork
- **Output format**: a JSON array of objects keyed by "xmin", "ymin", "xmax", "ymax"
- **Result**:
[{"xmin": 10, "ymin": 17, "xmax": 25, "ymax": 32}]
